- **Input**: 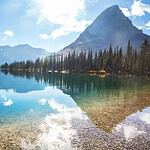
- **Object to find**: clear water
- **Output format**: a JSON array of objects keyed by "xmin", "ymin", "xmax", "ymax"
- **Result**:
[
  {"xmin": 0, "ymin": 72, "xmax": 76, "ymax": 125},
  {"xmin": 0, "ymin": 71, "xmax": 150, "ymax": 149}
]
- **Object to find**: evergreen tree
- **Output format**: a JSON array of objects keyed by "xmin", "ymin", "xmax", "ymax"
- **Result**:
[
  {"xmin": 1, "ymin": 39, "xmax": 150, "ymax": 76},
  {"xmin": 140, "ymin": 39, "xmax": 150, "ymax": 75}
]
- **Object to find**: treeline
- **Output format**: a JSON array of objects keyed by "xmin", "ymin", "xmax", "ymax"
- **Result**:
[{"xmin": 1, "ymin": 39, "xmax": 150, "ymax": 76}]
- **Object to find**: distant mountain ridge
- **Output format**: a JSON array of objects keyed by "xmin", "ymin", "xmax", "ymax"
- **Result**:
[
  {"xmin": 0, "ymin": 44, "xmax": 50, "ymax": 65},
  {"xmin": 60, "ymin": 5, "xmax": 150, "ymax": 54}
]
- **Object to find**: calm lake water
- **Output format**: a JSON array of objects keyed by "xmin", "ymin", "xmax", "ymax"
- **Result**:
[{"xmin": 0, "ymin": 71, "xmax": 150, "ymax": 150}]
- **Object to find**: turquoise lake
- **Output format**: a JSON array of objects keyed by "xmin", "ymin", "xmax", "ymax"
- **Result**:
[{"xmin": 0, "ymin": 71, "xmax": 150, "ymax": 150}]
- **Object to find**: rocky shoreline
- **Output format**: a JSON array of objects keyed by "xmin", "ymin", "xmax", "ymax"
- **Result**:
[
  {"xmin": 0, "ymin": 112, "xmax": 150, "ymax": 150},
  {"xmin": 72, "ymin": 117, "xmax": 150, "ymax": 150},
  {"xmin": 0, "ymin": 121, "xmax": 41, "ymax": 150}
]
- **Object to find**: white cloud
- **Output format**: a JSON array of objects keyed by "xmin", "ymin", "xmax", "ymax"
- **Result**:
[
  {"xmin": 145, "ymin": 20, "xmax": 150, "ymax": 30},
  {"xmin": 120, "ymin": 8, "xmax": 131, "ymax": 17},
  {"xmin": 123, "ymin": 125, "xmax": 144, "ymax": 141},
  {"xmin": 21, "ymin": 101, "xmax": 88, "ymax": 150},
  {"xmin": 136, "ymin": 25, "xmax": 143, "ymax": 30},
  {"xmin": 131, "ymin": 0, "xmax": 150, "ymax": 16},
  {"xmin": 2, "ymin": 30, "xmax": 14, "ymax": 41},
  {"xmin": 3, "ymin": 30, "xmax": 14, "ymax": 37},
  {"xmin": 3, "ymin": 99, "xmax": 13, "ymax": 106},
  {"xmin": 1, "ymin": 95, "xmax": 7, "ymax": 101},
  {"xmin": 121, "ymin": 0, "xmax": 150, "ymax": 17},
  {"xmin": 136, "ymin": 20, "xmax": 150, "ymax": 30},
  {"xmin": 139, "ymin": 113, "xmax": 150, "ymax": 124},
  {"xmin": 48, "ymin": 99, "xmax": 66, "ymax": 112},
  {"xmin": 28, "ymin": 0, "xmax": 91, "ymax": 38},
  {"xmin": 51, "ymin": 20, "xmax": 91, "ymax": 39},
  {"xmin": 39, "ymin": 98, "xmax": 47, "ymax": 105},
  {"xmin": 39, "ymin": 34, "xmax": 50, "ymax": 40}
]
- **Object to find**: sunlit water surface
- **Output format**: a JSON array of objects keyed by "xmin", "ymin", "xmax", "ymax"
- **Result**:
[{"xmin": 0, "ymin": 72, "xmax": 150, "ymax": 150}]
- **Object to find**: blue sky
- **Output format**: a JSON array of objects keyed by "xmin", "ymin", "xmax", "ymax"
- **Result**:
[{"xmin": 0, "ymin": 0, "xmax": 150, "ymax": 52}]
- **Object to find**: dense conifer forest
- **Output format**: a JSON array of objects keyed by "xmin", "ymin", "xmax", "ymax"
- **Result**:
[{"xmin": 1, "ymin": 40, "xmax": 150, "ymax": 76}]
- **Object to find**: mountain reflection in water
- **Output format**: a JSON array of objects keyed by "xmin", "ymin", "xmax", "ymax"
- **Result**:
[{"xmin": 0, "ymin": 71, "xmax": 150, "ymax": 149}]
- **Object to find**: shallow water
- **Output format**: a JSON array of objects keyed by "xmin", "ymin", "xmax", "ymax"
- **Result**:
[{"xmin": 0, "ymin": 72, "xmax": 150, "ymax": 149}]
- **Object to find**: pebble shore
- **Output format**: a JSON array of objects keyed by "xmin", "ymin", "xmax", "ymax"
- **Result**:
[
  {"xmin": 0, "ymin": 113, "xmax": 150, "ymax": 150},
  {"xmin": 72, "ymin": 117, "xmax": 150, "ymax": 150},
  {"xmin": 0, "ymin": 121, "xmax": 41, "ymax": 150}
]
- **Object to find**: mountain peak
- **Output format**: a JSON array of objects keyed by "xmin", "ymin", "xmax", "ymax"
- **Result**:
[
  {"xmin": 96, "ymin": 5, "xmax": 128, "ymax": 23},
  {"xmin": 61, "ymin": 5, "xmax": 150, "ymax": 54},
  {"xmin": 103, "ymin": 5, "xmax": 120, "ymax": 12},
  {"xmin": 0, "ymin": 44, "xmax": 50, "ymax": 65},
  {"xmin": 108, "ymin": 5, "xmax": 119, "ymax": 9},
  {"xmin": 14, "ymin": 44, "xmax": 31, "ymax": 48}
]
